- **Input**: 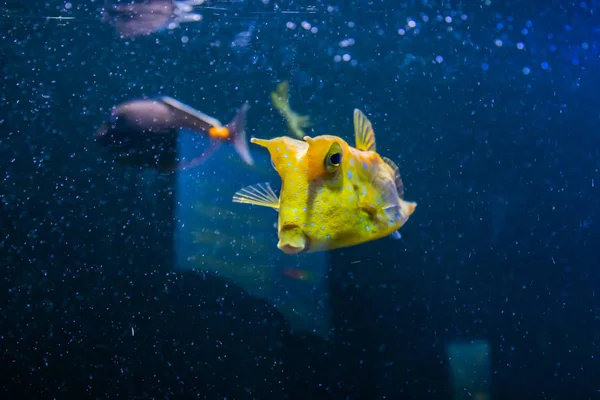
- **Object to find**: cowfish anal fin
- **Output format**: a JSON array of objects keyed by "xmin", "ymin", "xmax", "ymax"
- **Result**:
[
  {"xmin": 382, "ymin": 156, "xmax": 404, "ymax": 199},
  {"xmin": 232, "ymin": 182, "xmax": 280, "ymax": 210},
  {"xmin": 390, "ymin": 230, "xmax": 402, "ymax": 240},
  {"xmin": 353, "ymin": 109, "xmax": 376, "ymax": 152}
]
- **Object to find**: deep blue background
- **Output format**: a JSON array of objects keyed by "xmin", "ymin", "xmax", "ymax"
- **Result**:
[{"xmin": 1, "ymin": 0, "xmax": 600, "ymax": 398}]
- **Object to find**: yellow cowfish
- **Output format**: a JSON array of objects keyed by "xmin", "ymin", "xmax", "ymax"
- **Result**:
[
  {"xmin": 271, "ymin": 81, "xmax": 311, "ymax": 139},
  {"xmin": 232, "ymin": 109, "xmax": 417, "ymax": 254}
]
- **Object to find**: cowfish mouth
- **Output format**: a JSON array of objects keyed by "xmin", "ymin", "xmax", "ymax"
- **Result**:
[{"xmin": 277, "ymin": 225, "xmax": 309, "ymax": 255}]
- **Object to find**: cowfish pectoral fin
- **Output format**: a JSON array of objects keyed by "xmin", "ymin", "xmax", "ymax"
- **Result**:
[
  {"xmin": 353, "ymin": 109, "xmax": 376, "ymax": 152},
  {"xmin": 232, "ymin": 182, "xmax": 280, "ymax": 210},
  {"xmin": 390, "ymin": 230, "xmax": 402, "ymax": 240}
]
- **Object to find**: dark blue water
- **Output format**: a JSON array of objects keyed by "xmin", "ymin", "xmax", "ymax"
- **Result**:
[{"xmin": 1, "ymin": 0, "xmax": 600, "ymax": 399}]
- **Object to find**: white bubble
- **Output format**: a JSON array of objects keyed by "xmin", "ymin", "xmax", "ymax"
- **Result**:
[
  {"xmin": 181, "ymin": 36, "xmax": 189, "ymax": 43},
  {"xmin": 348, "ymin": 21, "xmax": 355, "ymax": 28},
  {"xmin": 494, "ymin": 39, "xmax": 503, "ymax": 47},
  {"xmin": 397, "ymin": 29, "xmax": 406, "ymax": 36},
  {"xmin": 522, "ymin": 67, "xmax": 531, "ymax": 75},
  {"xmin": 407, "ymin": 20, "xmax": 416, "ymax": 28},
  {"xmin": 461, "ymin": 14, "xmax": 468, "ymax": 21},
  {"xmin": 516, "ymin": 42, "xmax": 524, "ymax": 49},
  {"xmin": 65, "ymin": 2, "xmax": 72, "ymax": 9},
  {"xmin": 286, "ymin": 22, "xmax": 296, "ymax": 30},
  {"xmin": 301, "ymin": 21, "xmax": 311, "ymax": 30},
  {"xmin": 435, "ymin": 55, "xmax": 444, "ymax": 63},
  {"xmin": 445, "ymin": 16, "xmax": 452, "ymax": 23},
  {"xmin": 342, "ymin": 54, "xmax": 351, "ymax": 62},
  {"xmin": 334, "ymin": 55, "xmax": 341, "ymax": 62},
  {"xmin": 327, "ymin": 6, "xmax": 334, "ymax": 12},
  {"xmin": 311, "ymin": 27, "xmax": 318, "ymax": 33}
]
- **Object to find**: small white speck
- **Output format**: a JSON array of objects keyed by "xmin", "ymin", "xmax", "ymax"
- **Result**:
[{"xmin": 131, "ymin": 327, "xmax": 135, "ymax": 336}]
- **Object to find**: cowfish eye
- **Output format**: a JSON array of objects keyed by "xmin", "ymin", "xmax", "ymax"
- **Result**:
[{"xmin": 324, "ymin": 142, "xmax": 343, "ymax": 173}]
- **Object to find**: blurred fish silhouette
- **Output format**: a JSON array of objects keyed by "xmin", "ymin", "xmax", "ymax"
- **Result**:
[
  {"xmin": 102, "ymin": 0, "xmax": 205, "ymax": 39},
  {"xmin": 96, "ymin": 96, "xmax": 253, "ymax": 172}
]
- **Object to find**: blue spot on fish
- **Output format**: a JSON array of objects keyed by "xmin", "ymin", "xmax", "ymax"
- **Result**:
[
  {"xmin": 347, "ymin": 171, "xmax": 353, "ymax": 179},
  {"xmin": 362, "ymin": 161, "xmax": 368, "ymax": 170},
  {"xmin": 365, "ymin": 226, "xmax": 370, "ymax": 231}
]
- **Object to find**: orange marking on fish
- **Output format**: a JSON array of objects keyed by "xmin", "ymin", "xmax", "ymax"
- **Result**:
[{"xmin": 209, "ymin": 126, "xmax": 230, "ymax": 139}]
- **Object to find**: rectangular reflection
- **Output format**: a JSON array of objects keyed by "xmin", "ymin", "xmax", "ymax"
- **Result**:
[
  {"xmin": 447, "ymin": 340, "xmax": 491, "ymax": 400},
  {"xmin": 173, "ymin": 130, "xmax": 331, "ymax": 337}
]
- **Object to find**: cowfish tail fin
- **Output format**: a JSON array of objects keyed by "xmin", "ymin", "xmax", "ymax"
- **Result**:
[
  {"xmin": 382, "ymin": 156, "xmax": 404, "ymax": 199},
  {"xmin": 353, "ymin": 109, "xmax": 376, "ymax": 152},
  {"xmin": 232, "ymin": 182, "xmax": 280, "ymax": 210},
  {"xmin": 226, "ymin": 103, "xmax": 254, "ymax": 166}
]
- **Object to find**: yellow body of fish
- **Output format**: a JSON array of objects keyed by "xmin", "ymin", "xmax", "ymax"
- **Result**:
[{"xmin": 233, "ymin": 109, "xmax": 417, "ymax": 254}]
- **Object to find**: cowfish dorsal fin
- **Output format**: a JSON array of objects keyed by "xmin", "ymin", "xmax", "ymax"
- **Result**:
[
  {"xmin": 232, "ymin": 182, "xmax": 280, "ymax": 210},
  {"xmin": 353, "ymin": 109, "xmax": 376, "ymax": 152},
  {"xmin": 382, "ymin": 156, "xmax": 404, "ymax": 199}
]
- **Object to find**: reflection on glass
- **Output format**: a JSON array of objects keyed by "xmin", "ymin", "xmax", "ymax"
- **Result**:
[
  {"xmin": 174, "ymin": 130, "xmax": 330, "ymax": 337},
  {"xmin": 447, "ymin": 340, "xmax": 491, "ymax": 400}
]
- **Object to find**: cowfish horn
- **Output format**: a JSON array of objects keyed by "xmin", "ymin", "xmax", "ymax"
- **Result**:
[{"xmin": 250, "ymin": 137, "xmax": 272, "ymax": 148}]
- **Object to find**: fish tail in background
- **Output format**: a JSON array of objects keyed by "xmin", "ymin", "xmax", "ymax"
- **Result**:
[
  {"xmin": 160, "ymin": 140, "xmax": 223, "ymax": 173},
  {"xmin": 226, "ymin": 103, "xmax": 253, "ymax": 166}
]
